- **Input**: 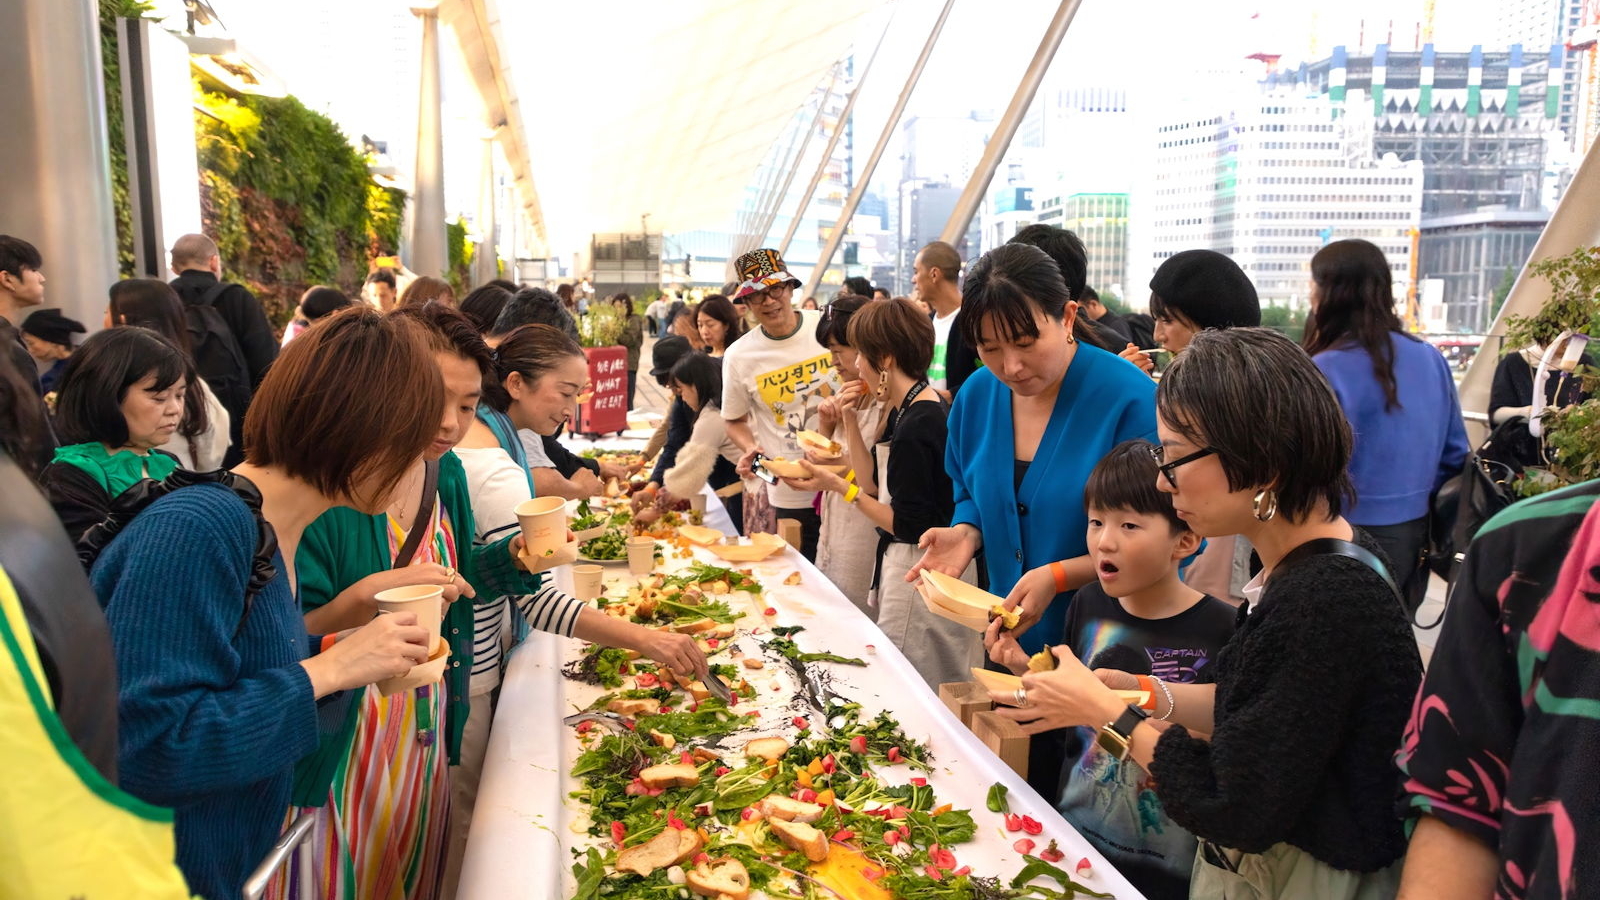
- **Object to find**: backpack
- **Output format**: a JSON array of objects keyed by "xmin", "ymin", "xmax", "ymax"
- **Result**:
[{"xmin": 184, "ymin": 282, "xmax": 252, "ymax": 411}]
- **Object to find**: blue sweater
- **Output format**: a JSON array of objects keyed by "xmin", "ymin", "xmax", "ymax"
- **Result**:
[
  {"xmin": 946, "ymin": 343, "xmax": 1158, "ymax": 654},
  {"xmin": 91, "ymin": 484, "xmax": 319, "ymax": 900},
  {"xmin": 1314, "ymin": 333, "xmax": 1470, "ymax": 526}
]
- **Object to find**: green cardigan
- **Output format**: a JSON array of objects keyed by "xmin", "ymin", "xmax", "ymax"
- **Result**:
[{"xmin": 289, "ymin": 451, "xmax": 537, "ymax": 805}]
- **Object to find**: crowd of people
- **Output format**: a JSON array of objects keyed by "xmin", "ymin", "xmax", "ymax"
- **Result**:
[{"xmin": 0, "ymin": 222, "xmax": 1593, "ymax": 900}]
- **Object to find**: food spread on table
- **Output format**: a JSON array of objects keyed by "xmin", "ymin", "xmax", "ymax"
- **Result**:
[{"xmin": 559, "ymin": 553, "xmax": 1118, "ymax": 900}]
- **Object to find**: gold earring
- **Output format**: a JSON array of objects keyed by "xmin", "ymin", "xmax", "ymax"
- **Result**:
[
  {"xmin": 1065, "ymin": 330, "xmax": 1077, "ymax": 345},
  {"xmin": 875, "ymin": 370, "xmax": 889, "ymax": 400},
  {"xmin": 1252, "ymin": 489, "xmax": 1278, "ymax": 522}
]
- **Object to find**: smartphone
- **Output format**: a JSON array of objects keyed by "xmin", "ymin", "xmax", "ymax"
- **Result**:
[
  {"xmin": 749, "ymin": 453, "xmax": 779, "ymax": 485},
  {"xmin": 373, "ymin": 255, "xmax": 399, "ymax": 269}
]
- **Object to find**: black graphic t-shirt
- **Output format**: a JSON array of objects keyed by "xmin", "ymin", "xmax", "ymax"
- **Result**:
[{"xmin": 1057, "ymin": 581, "xmax": 1237, "ymax": 900}]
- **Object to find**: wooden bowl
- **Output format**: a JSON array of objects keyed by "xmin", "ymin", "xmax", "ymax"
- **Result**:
[
  {"xmin": 706, "ymin": 532, "xmax": 787, "ymax": 563},
  {"xmin": 677, "ymin": 524, "xmax": 728, "ymax": 546}
]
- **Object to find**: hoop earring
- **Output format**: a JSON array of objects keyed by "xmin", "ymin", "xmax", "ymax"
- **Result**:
[
  {"xmin": 1252, "ymin": 489, "xmax": 1278, "ymax": 522},
  {"xmin": 875, "ymin": 370, "xmax": 889, "ymax": 400}
]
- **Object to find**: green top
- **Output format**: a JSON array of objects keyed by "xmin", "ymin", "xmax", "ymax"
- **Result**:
[
  {"xmin": 51, "ymin": 443, "xmax": 178, "ymax": 496},
  {"xmin": 289, "ymin": 451, "xmax": 539, "ymax": 806}
]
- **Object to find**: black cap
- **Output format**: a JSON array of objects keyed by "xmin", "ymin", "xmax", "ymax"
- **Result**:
[
  {"xmin": 1148, "ymin": 249, "xmax": 1260, "ymax": 330},
  {"xmin": 650, "ymin": 335, "xmax": 693, "ymax": 379},
  {"xmin": 20, "ymin": 308, "xmax": 86, "ymax": 347}
]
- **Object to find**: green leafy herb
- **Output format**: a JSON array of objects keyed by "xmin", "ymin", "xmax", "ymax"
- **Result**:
[
  {"xmin": 563, "ymin": 646, "xmax": 636, "ymax": 688},
  {"xmin": 666, "ymin": 562, "xmax": 764, "ymax": 594},
  {"xmin": 1011, "ymin": 856, "xmax": 1115, "ymax": 899},
  {"xmin": 633, "ymin": 699, "xmax": 746, "ymax": 741},
  {"xmin": 987, "ymin": 782, "xmax": 1010, "ymax": 814},
  {"xmin": 580, "ymin": 528, "xmax": 629, "ymax": 560},
  {"xmin": 570, "ymin": 847, "xmax": 606, "ymax": 900},
  {"xmin": 767, "ymin": 632, "xmax": 865, "ymax": 667},
  {"xmin": 570, "ymin": 732, "xmax": 650, "ymax": 782}
]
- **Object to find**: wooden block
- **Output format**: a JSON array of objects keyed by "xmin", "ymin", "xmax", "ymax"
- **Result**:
[
  {"xmin": 938, "ymin": 681, "xmax": 993, "ymax": 729},
  {"xmin": 777, "ymin": 518, "xmax": 803, "ymax": 550},
  {"xmin": 970, "ymin": 710, "xmax": 1029, "ymax": 779}
]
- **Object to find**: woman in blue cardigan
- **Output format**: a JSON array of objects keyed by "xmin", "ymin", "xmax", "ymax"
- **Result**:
[
  {"xmin": 910, "ymin": 242, "xmax": 1158, "ymax": 656},
  {"xmin": 1304, "ymin": 239, "xmax": 1468, "ymax": 608},
  {"xmin": 87, "ymin": 309, "xmax": 439, "ymax": 899}
]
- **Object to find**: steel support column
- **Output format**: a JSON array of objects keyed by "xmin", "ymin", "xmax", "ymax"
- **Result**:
[
  {"xmin": 940, "ymin": 0, "xmax": 1082, "ymax": 245},
  {"xmin": 741, "ymin": 63, "xmax": 842, "ymax": 259},
  {"xmin": 406, "ymin": 5, "xmax": 448, "ymax": 277},
  {"xmin": 473, "ymin": 133, "xmax": 499, "ymax": 287},
  {"xmin": 804, "ymin": 0, "xmax": 956, "ymax": 298},
  {"xmin": 778, "ymin": 12, "xmax": 895, "ymax": 257},
  {"xmin": 0, "ymin": 0, "xmax": 119, "ymax": 331}
]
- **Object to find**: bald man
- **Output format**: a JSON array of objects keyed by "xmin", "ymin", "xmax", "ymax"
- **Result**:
[{"xmin": 169, "ymin": 233, "xmax": 278, "ymax": 466}]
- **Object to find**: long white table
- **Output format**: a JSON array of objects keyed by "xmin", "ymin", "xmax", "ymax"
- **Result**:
[{"xmin": 456, "ymin": 488, "xmax": 1144, "ymax": 899}]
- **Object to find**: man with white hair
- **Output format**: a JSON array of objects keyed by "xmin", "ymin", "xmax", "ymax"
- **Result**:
[{"xmin": 168, "ymin": 233, "xmax": 277, "ymax": 466}]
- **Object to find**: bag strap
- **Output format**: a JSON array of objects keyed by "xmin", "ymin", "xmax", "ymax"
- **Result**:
[
  {"xmin": 196, "ymin": 280, "xmax": 231, "ymax": 309},
  {"xmin": 1277, "ymin": 537, "xmax": 1404, "ymax": 613},
  {"xmin": 393, "ymin": 459, "xmax": 440, "ymax": 568}
]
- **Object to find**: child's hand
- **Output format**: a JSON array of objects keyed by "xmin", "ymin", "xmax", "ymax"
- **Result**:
[{"xmin": 987, "ymin": 630, "xmax": 1030, "ymax": 675}]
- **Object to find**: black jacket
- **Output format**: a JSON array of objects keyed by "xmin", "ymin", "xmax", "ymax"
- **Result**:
[
  {"xmin": 168, "ymin": 269, "xmax": 278, "ymax": 389},
  {"xmin": 1149, "ymin": 532, "xmax": 1422, "ymax": 872}
]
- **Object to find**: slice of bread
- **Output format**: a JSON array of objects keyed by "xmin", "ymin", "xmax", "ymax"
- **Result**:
[
  {"xmin": 759, "ymin": 795, "xmax": 825, "ymax": 824},
  {"xmin": 615, "ymin": 827, "xmax": 704, "ymax": 876},
  {"xmin": 638, "ymin": 763, "xmax": 700, "ymax": 789},
  {"xmin": 743, "ymin": 737, "xmax": 790, "ymax": 762},
  {"xmin": 769, "ymin": 818, "xmax": 830, "ymax": 862},
  {"xmin": 607, "ymin": 698, "xmax": 657, "ymax": 717},
  {"xmin": 686, "ymin": 858, "xmax": 751, "ymax": 900}
]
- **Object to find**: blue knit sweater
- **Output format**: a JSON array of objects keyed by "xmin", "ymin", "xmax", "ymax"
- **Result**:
[
  {"xmin": 91, "ymin": 484, "xmax": 318, "ymax": 900},
  {"xmin": 1313, "ymin": 332, "xmax": 1470, "ymax": 526}
]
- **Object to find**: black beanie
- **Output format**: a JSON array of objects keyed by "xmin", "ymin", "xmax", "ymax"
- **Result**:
[{"xmin": 1148, "ymin": 249, "xmax": 1260, "ymax": 330}]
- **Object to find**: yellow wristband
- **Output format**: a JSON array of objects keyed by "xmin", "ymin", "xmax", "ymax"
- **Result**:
[
  {"xmin": 844, "ymin": 468, "xmax": 856, "ymax": 485},
  {"xmin": 843, "ymin": 484, "xmax": 860, "ymax": 504}
]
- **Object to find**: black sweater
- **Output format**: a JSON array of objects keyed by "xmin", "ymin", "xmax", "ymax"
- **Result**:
[{"xmin": 1148, "ymin": 535, "xmax": 1422, "ymax": 872}]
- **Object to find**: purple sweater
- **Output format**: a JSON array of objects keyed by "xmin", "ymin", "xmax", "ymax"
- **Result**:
[{"xmin": 1313, "ymin": 332, "xmax": 1469, "ymax": 526}]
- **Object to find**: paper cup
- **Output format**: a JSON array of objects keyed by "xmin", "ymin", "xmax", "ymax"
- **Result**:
[
  {"xmin": 374, "ymin": 584, "xmax": 445, "ymax": 644},
  {"xmin": 515, "ymin": 496, "xmax": 567, "ymax": 559},
  {"xmin": 689, "ymin": 493, "xmax": 707, "ymax": 515},
  {"xmin": 572, "ymin": 564, "xmax": 604, "ymax": 601},
  {"xmin": 626, "ymin": 537, "xmax": 656, "ymax": 577}
]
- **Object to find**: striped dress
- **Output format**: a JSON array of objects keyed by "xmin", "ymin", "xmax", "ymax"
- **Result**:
[{"xmin": 265, "ymin": 501, "xmax": 457, "ymax": 900}]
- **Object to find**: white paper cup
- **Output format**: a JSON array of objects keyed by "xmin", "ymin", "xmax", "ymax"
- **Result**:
[
  {"xmin": 689, "ymin": 493, "xmax": 707, "ymax": 515},
  {"xmin": 572, "ymin": 564, "xmax": 605, "ymax": 601},
  {"xmin": 515, "ymin": 496, "xmax": 567, "ymax": 559},
  {"xmin": 374, "ymin": 584, "xmax": 445, "ymax": 644},
  {"xmin": 626, "ymin": 537, "xmax": 656, "ymax": 577}
]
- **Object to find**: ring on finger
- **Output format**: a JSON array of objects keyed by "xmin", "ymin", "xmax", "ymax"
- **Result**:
[{"xmin": 1014, "ymin": 686, "xmax": 1029, "ymax": 706}]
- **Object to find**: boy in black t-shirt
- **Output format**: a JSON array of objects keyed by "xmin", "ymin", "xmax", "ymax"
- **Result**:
[{"xmin": 992, "ymin": 440, "xmax": 1235, "ymax": 900}]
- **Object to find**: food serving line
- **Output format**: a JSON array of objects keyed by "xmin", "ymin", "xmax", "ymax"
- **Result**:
[{"xmin": 455, "ymin": 486, "xmax": 1144, "ymax": 899}]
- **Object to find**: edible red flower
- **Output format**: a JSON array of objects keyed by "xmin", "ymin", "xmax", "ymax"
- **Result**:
[
  {"xmin": 1040, "ymin": 840, "xmax": 1064, "ymax": 863},
  {"xmin": 610, "ymin": 821, "xmax": 626, "ymax": 845},
  {"xmin": 909, "ymin": 777, "xmax": 927, "ymax": 787},
  {"xmin": 1021, "ymin": 815, "xmax": 1043, "ymax": 835},
  {"xmin": 1013, "ymin": 838, "xmax": 1036, "ymax": 855},
  {"xmin": 1004, "ymin": 814, "xmax": 1023, "ymax": 832}
]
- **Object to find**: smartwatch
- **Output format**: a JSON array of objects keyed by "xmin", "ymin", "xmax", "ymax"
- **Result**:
[{"xmin": 1096, "ymin": 704, "xmax": 1150, "ymax": 762}]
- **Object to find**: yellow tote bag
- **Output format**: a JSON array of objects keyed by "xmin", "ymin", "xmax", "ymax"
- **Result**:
[{"xmin": 0, "ymin": 564, "xmax": 193, "ymax": 899}]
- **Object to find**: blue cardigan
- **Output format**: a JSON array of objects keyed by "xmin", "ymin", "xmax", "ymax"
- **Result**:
[
  {"xmin": 946, "ymin": 343, "xmax": 1158, "ymax": 654},
  {"xmin": 1314, "ymin": 333, "xmax": 1469, "ymax": 526},
  {"xmin": 91, "ymin": 484, "xmax": 318, "ymax": 900}
]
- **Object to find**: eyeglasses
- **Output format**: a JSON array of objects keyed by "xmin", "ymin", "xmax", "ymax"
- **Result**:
[{"xmin": 1148, "ymin": 443, "xmax": 1218, "ymax": 489}]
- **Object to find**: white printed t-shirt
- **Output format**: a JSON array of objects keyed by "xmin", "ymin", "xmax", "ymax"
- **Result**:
[
  {"xmin": 930, "ymin": 308, "xmax": 958, "ymax": 392},
  {"xmin": 720, "ymin": 308, "xmax": 841, "ymax": 508}
]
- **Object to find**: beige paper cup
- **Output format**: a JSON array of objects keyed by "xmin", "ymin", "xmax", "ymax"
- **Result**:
[
  {"xmin": 626, "ymin": 537, "xmax": 656, "ymax": 577},
  {"xmin": 515, "ymin": 496, "xmax": 567, "ymax": 559},
  {"xmin": 689, "ymin": 493, "xmax": 707, "ymax": 515},
  {"xmin": 374, "ymin": 584, "xmax": 445, "ymax": 644},
  {"xmin": 572, "ymin": 564, "xmax": 604, "ymax": 601}
]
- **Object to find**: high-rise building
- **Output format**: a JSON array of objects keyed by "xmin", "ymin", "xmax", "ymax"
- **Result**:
[
  {"xmin": 1059, "ymin": 193, "xmax": 1130, "ymax": 297},
  {"xmin": 1145, "ymin": 95, "xmax": 1424, "ymax": 308}
]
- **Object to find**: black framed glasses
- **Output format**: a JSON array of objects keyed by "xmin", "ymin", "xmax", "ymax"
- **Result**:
[{"xmin": 1149, "ymin": 443, "xmax": 1218, "ymax": 489}]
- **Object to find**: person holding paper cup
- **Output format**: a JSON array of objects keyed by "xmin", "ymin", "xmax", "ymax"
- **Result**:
[{"xmin": 84, "ymin": 308, "xmax": 438, "ymax": 900}]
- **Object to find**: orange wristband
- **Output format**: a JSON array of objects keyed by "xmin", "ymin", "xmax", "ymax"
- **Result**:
[
  {"xmin": 320, "ymin": 633, "xmax": 338, "ymax": 654},
  {"xmin": 1049, "ymin": 561, "xmax": 1068, "ymax": 593},
  {"xmin": 1134, "ymin": 675, "xmax": 1159, "ymax": 711}
]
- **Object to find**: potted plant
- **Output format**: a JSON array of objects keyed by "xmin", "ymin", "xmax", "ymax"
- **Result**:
[{"xmin": 1500, "ymin": 246, "xmax": 1600, "ymax": 496}]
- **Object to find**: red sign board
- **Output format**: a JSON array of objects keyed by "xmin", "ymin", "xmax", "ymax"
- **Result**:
[{"xmin": 576, "ymin": 345, "xmax": 629, "ymax": 436}]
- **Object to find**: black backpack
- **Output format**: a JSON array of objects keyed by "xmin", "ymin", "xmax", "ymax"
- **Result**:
[{"xmin": 184, "ymin": 282, "xmax": 252, "ymax": 410}]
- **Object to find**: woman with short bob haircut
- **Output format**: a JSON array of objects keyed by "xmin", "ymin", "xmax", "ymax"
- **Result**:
[
  {"xmin": 998, "ymin": 328, "xmax": 1421, "ymax": 897},
  {"xmin": 86, "ymin": 307, "xmax": 440, "ymax": 900},
  {"xmin": 1305, "ymin": 239, "xmax": 1467, "ymax": 607},
  {"xmin": 40, "ymin": 327, "xmax": 206, "ymax": 541},
  {"xmin": 787, "ymin": 297, "xmax": 975, "ymax": 687},
  {"xmin": 399, "ymin": 274, "xmax": 455, "ymax": 308},
  {"xmin": 107, "ymin": 278, "xmax": 230, "ymax": 470}
]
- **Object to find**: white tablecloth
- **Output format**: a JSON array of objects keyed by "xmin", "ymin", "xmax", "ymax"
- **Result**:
[{"xmin": 456, "ymin": 487, "xmax": 1144, "ymax": 899}]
